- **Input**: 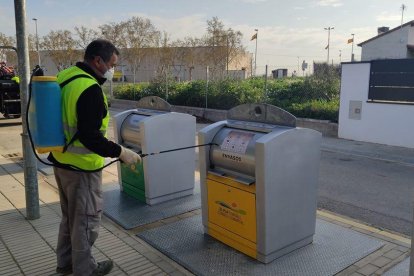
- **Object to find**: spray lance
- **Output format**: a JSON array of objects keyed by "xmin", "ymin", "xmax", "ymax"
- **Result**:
[
  {"xmin": 26, "ymin": 66, "xmax": 215, "ymax": 172},
  {"xmin": 139, "ymin": 143, "xmax": 217, "ymax": 158}
]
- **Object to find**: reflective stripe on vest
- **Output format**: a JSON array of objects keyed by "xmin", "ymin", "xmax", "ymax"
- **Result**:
[
  {"xmin": 52, "ymin": 66, "xmax": 110, "ymax": 170},
  {"xmin": 62, "ymin": 123, "xmax": 106, "ymax": 155}
]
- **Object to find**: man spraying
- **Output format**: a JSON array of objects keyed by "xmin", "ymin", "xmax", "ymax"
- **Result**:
[{"xmin": 49, "ymin": 39, "xmax": 141, "ymax": 276}]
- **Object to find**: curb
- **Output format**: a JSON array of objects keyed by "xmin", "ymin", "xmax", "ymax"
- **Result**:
[{"xmin": 317, "ymin": 209, "xmax": 411, "ymax": 245}]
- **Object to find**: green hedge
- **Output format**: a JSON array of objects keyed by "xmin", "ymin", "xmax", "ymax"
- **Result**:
[
  {"xmin": 113, "ymin": 76, "xmax": 340, "ymax": 122},
  {"xmin": 287, "ymin": 99, "xmax": 339, "ymax": 122}
]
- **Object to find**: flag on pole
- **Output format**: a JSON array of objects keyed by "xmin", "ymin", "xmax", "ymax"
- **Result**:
[
  {"xmin": 347, "ymin": 38, "xmax": 354, "ymax": 44},
  {"xmin": 251, "ymin": 33, "xmax": 257, "ymax": 41},
  {"xmin": 325, "ymin": 44, "xmax": 329, "ymax": 49}
]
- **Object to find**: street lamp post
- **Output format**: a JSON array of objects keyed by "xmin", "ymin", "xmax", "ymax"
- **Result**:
[
  {"xmin": 15, "ymin": 0, "xmax": 40, "ymax": 220},
  {"xmin": 226, "ymin": 35, "xmax": 229, "ymax": 76},
  {"xmin": 297, "ymin": 56, "xmax": 300, "ymax": 73},
  {"xmin": 401, "ymin": 4, "xmax": 406, "ymax": 27},
  {"xmin": 254, "ymin": 29, "xmax": 258, "ymax": 76},
  {"xmin": 324, "ymin": 27, "xmax": 334, "ymax": 64},
  {"xmin": 32, "ymin": 18, "xmax": 41, "ymax": 66}
]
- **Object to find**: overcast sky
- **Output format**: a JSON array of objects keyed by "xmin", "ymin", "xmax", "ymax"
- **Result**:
[{"xmin": 1, "ymin": 0, "xmax": 413, "ymax": 74}]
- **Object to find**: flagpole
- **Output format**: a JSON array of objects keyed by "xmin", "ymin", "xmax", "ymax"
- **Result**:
[
  {"xmin": 351, "ymin": 33, "xmax": 355, "ymax": 62},
  {"xmin": 254, "ymin": 29, "xmax": 258, "ymax": 76}
]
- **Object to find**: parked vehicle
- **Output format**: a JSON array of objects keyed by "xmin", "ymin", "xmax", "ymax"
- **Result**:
[{"xmin": 0, "ymin": 62, "xmax": 20, "ymax": 118}]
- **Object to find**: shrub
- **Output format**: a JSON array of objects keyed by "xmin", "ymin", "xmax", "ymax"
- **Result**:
[
  {"xmin": 113, "ymin": 83, "xmax": 151, "ymax": 101},
  {"xmin": 287, "ymin": 99, "xmax": 339, "ymax": 122},
  {"xmin": 113, "ymin": 74, "xmax": 341, "ymax": 122},
  {"xmin": 168, "ymin": 81, "xmax": 205, "ymax": 107}
]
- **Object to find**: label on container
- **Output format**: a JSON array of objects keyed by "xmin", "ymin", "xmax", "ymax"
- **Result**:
[{"xmin": 220, "ymin": 131, "xmax": 254, "ymax": 154}]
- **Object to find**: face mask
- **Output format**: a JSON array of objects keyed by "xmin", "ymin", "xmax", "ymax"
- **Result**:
[
  {"xmin": 104, "ymin": 67, "xmax": 114, "ymax": 81},
  {"xmin": 100, "ymin": 57, "xmax": 115, "ymax": 81}
]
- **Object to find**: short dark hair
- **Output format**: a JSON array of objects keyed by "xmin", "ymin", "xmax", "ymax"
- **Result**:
[{"xmin": 84, "ymin": 39, "xmax": 120, "ymax": 62}]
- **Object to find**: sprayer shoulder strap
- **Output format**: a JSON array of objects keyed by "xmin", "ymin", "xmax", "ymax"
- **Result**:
[
  {"xmin": 60, "ymin": 73, "xmax": 95, "ymax": 153},
  {"xmin": 59, "ymin": 74, "xmax": 94, "ymax": 89},
  {"xmin": 62, "ymin": 132, "xmax": 79, "ymax": 153}
]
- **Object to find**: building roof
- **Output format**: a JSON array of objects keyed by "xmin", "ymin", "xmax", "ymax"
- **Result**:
[{"xmin": 357, "ymin": 20, "xmax": 414, "ymax": 47}]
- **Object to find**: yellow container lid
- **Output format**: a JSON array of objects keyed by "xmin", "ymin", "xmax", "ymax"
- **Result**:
[{"xmin": 32, "ymin": 76, "xmax": 57, "ymax": 82}]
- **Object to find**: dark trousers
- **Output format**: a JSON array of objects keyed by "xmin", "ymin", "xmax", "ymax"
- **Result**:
[{"xmin": 54, "ymin": 167, "xmax": 103, "ymax": 276}]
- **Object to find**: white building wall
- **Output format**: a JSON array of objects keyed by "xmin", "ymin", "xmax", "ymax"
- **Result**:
[
  {"xmin": 361, "ymin": 26, "xmax": 410, "ymax": 61},
  {"xmin": 39, "ymin": 52, "xmax": 60, "ymax": 76},
  {"xmin": 338, "ymin": 63, "xmax": 414, "ymax": 148}
]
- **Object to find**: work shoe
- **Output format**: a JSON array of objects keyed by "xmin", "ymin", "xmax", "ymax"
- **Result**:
[
  {"xmin": 91, "ymin": 260, "xmax": 114, "ymax": 276},
  {"xmin": 55, "ymin": 265, "xmax": 73, "ymax": 275}
]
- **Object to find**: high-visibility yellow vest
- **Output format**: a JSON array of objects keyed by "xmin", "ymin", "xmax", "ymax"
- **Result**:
[
  {"xmin": 11, "ymin": 76, "xmax": 20, "ymax": 84},
  {"xmin": 52, "ymin": 66, "xmax": 110, "ymax": 170}
]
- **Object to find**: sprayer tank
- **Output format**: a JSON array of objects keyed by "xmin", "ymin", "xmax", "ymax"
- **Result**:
[{"xmin": 29, "ymin": 76, "xmax": 65, "ymax": 153}]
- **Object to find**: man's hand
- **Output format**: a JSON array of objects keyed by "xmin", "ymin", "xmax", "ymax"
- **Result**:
[{"xmin": 119, "ymin": 146, "xmax": 142, "ymax": 165}]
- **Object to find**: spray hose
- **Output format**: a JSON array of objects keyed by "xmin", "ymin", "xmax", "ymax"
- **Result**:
[
  {"xmin": 26, "ymin": 66, "xmax": 216, "ymax": 172},
  {"xmin": 139, "ymin": 143, "xmax": 218, "ymax": 158}
]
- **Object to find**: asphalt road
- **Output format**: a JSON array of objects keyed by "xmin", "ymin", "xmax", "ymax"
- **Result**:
[
  {"xmin": 318, "ymin": 150, "xmax": 414, "ymax": 236},
  {"xmin": 2, "ymin": 109, "xmax": 414, "ymax": 236}
]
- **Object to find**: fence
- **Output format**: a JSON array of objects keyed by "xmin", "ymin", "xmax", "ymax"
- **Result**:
[{"xmin": 368, "ymin": 59, "xmax": 414, "ymax": 103}]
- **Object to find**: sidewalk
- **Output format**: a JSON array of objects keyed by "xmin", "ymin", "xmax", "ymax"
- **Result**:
[
  {"xmin": 321, "ymin": 136, "xmax": 414, "ymax": 167},
  {"xmin": 0, "ymin": 119, "xmax": 412, "ymax": 275},
  {"xmin": 0, "ymin": 157, "xmax": 191, "ymax": 276}
]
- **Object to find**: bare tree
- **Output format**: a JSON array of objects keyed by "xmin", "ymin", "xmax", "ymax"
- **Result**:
[
  {"xmin": 0, "ymin": 33, "xmax": 42, "ymax": 72},
  {"xmin": 172, "ymin": 37, "xmax": 204, "ymax": 81},
  {"xmin": 74, "ymin": 26, "xmax": 99, "ymax": 50},
  {"xmin": 226, "ymin": 29, "xmax": 245, "ymax": 70},
  {"xmin": 0, "ymin": 33, "xmax": 17, "ymax": 66},
  {"xmin": 156, "ymin": 31, "xmax": 187, "ymax": 81},
  {"xmin": 0, "ymin": 33, "xmax": 15, "ymax": 48},
  {"xmin": 204, "ymin": 17, "xmax": 245, "ymax": 80},
  {"xmin": 41, "ymin": 30, "xmax": 80, "ymax": 71},
  {"xmin": 120, "ymin": 16, "xmax": 160, "ymax": 83},
  {"xmin": 99, "ymin": 22, "xmax": 124, "ymax": 48},
  {"xmin": 14, "ymin": 16, "xmax": 249, "ymax": 81},
  {"xmin": 156, "ymin": 32, "xmax": 171, "ymax": 73},
  {"xmin": 99, "ymin": 22, "xmax": 127, "ymax": 72}
]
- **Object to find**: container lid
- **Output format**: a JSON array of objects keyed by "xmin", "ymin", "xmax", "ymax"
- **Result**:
[
  {"xmin": 32, "ymin": 76, "xmax": 57, "ymax": 82},
  {"xmin": 136, "ymin": 96, "xmax": 171, "ymax": 112},
  {"xmin": 227, "ymin": 103, "xmax": 296, "ymax": 127}
]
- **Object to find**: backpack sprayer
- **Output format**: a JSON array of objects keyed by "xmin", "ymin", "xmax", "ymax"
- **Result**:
[{"xmin": 26, "ymin": 66, "xmax": 215, "ymax": 173}]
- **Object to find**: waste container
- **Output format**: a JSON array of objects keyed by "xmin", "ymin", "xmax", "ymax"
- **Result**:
[
  {"xmin": 113, "ymin": 96, "xmax": 196, "ymax": 205},
  {"xmin": 198, "ymin": 103, "xmax": 322, "ymax": 263}
]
